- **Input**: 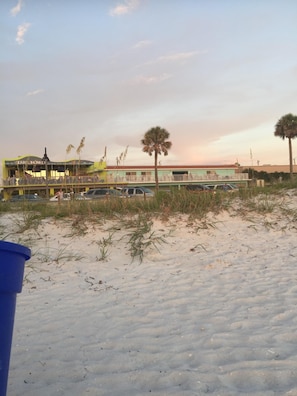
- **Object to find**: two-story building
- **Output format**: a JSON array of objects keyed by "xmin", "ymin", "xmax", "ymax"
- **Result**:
[{"xmin": 1, "ymin": 153, "xmax": 249, "ymax": 200}]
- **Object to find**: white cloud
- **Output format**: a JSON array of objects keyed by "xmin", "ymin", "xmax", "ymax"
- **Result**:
[
  {"xmin": 16, "ymin": 22, "xmax": 31, "ymax": 45},
  {"xmin": 138, "ymin": 51, "xmax": 206, "ymax": 68},
  {"xmin": 158, "ymin": 51, "xmax": 204, "ymax": 63},
  {"xmin": 132, "ymin": 73, "xmax": 172, "ymax": 85},
  {"xmin": 26, "ymin": 89, "xmax": 44, "ymax": 97},
  {"xmin": 10, "ymin": 0, "xmax": 24, "ymax": 16},
  {"xmin": 110, "ymin": 0, "xmax": 140, "ymax": 16},
  {"xmin": 133, "ymin": 40, "xmax": 152, "ymax": 49}
]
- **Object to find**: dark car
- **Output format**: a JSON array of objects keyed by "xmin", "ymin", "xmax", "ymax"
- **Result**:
[
  {"xmin": 10, "ymin": 194, "xmax": 44, "ymax": 202},
  {"xmin": 185, "ymin": 184, "xmax": 212, "ymax": 193},
  {"xmin": 84, "ymin": 188, "xmax": 125, "ymax": 199}
]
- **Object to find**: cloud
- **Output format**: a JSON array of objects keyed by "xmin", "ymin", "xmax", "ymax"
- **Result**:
[
  {"xmin": 110, "ymin": 0, "xmax": 140, "ymax": 16},
  {"xmin": 138, "ymin": 51, "xmax": 206, "ymax": 68},
  {"xmin": 16, "ymin": 22, "xmax": 31, "ymax": 45},
  {"xmin": 26, "ymin": 89, "xmax": 44, "ymax": 97},
  {"xmin": 132, "ymin": 73, "xmax": 172, "ymax": 85},
  {"xmin": 158, "ymin": 51, "xmax": 205, "ymax": 63},
  {"xmin": 133, "ymin": 40, "xmax": 152, "ymax": 49},
  {"xmin": 10, "ymin": 0, "xmax": 24, "ymax": 16}
]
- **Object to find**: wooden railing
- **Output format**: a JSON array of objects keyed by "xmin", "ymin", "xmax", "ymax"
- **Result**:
[{"xmin": 1, "ymin": 172, "xmax": 249, "ymax": 187}]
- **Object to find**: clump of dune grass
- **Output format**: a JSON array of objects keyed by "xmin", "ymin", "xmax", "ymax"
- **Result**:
[
  {"xmin": 95, "ymin": 231, "xmax": 114, "ymax": 261},
  {"xmin": 33, "ymin": 243, "xmax": 84, "ymax": 265},
  {"xmin": 117, "ymin": 213, "xmax": 169, "ymax": 262},
  {"xmin": 13, "ymin": 211, "xmax": 42, "ymax": 233},
  {"xmin": 0, "ymin": 212, "xmax": 43, "ymax": 243},
  {"xmin": 242, "ymin": 194, "xmax": 277, "ymax": 215},
  {"xmin": 66, "ymin": 215, "xmax": 89, "ymax": 237}
]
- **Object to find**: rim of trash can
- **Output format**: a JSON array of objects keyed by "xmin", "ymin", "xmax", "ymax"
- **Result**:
[{"xmin": 0, "ymin": 241, "xmax": 31, "ymax": 260}]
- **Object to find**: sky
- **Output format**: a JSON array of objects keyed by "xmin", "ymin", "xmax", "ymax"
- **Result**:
[{"xmin": 1, "ymin": 0, "xmax": 297, "ymax": 170}]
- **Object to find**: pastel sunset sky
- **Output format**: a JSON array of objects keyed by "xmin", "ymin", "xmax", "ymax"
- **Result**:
[{"xmin": 1, "ymin": 0, "xmax": 297, "ymax": 167}]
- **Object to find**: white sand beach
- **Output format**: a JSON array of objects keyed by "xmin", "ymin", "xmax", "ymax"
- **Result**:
[{"xmin": 3, "ymin": 190, "xmax": 297, "ymax": 395}]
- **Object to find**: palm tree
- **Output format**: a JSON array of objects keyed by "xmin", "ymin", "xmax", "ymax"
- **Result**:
[
  {"xmin": 141, "ymin": 126, "xmax": 172, "ymax": 191},
  {"xmin": 274, "ymin": 114, "xmax": 297, "ymax": 179}
]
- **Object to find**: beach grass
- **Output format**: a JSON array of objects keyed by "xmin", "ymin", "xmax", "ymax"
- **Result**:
[{"xmin": 1, "ymin": 180, "xmax": 297, "ymax": 223}]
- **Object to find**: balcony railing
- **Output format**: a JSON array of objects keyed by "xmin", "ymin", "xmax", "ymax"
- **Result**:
[
  {"xmin": 107, "ymin": 173, "xmax": 249, "ymax": 183},
  {"xmin": 2, "ymin": 175, "xmax": 104, "ymax": 186},
  {"xmin": 1, "ymin": 173, "xmax": 248, "ymax": 187}
]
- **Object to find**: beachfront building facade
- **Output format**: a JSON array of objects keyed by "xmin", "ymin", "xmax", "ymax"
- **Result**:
[
  {"xmin": 1, "ymin": 154, "xmax": 249, "ymax": 200},
  {"xmin": 106, "ymin": 164, "xmax": 247, "ymax": 184}
]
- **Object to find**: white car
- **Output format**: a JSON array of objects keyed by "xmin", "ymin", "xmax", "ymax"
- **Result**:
[
  {"xmin": 206, "ymin": 184, "xmax": 239, "ymax": 192},
  {"xmin": 49, "ymin": 193, "xmax": 71, "ymax": 202}
]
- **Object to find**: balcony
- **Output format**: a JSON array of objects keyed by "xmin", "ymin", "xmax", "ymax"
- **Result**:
[
  {"xmin": 106, "ymin": 173, "xmax": 249, "ymax": 184},
  {"xmin": 1, "ymin": 172, "xmax": 249, "ymax": 189}
]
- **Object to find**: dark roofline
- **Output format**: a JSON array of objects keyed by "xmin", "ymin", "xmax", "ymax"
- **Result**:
[{"xmin": 5, "ymin": 157, "xmax": 94, "ymax": 166}]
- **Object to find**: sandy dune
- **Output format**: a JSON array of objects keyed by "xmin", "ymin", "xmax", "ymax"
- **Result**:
[{"xmin": 2, "ymin": 190, "xmax": 297, "ymax": 395}]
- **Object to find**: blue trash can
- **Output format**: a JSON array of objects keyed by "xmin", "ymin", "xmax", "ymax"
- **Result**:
[{"xmin": 0, "ymin": 241, "xmax": 31, "ymax": 396}]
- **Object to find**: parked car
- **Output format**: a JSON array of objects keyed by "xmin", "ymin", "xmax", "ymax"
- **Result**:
[
  {"xmin": 49, "ymin": 193, "xmax": 71, "ymax": 202},
  {"xmin": 84, "ymin": 188, "xmax": 126, "ymax": 199},
  {"xmin": 206, "ymin": 184, "xmax": 239, "ymax": 192},
  {"xmin": 185, "ymin": 184, "xmax": 212, "ymax": 193},
  {"xmin": 121, "ymin": 186, "xmax": 155, "ymax": 198},
  {"xmin": 10, "ymin": 194, "xmax": 44, "ymax": 202}
]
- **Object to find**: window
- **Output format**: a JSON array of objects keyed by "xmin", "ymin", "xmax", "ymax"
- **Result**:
[
  {"xmin": 173, "ymin": 171, "xmax": 188, "ymax": 181},
  {"xmin": 126, "ymin": 171, "xmax": 137, "ymax": 181}
]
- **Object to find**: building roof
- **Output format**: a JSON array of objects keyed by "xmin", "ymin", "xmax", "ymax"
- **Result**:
[
  {"xmin": 4, "ymin": 156, "xmax": 94, "ymax": 166},
  {"xmin": 240, "ymin": 165, "xmax": 297, "ymax": 173}
]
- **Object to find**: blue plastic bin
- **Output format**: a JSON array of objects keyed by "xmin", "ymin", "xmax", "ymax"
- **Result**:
[{"xmin": 0, "ymin": 241, "xmax": 31, "ymax": 396}]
